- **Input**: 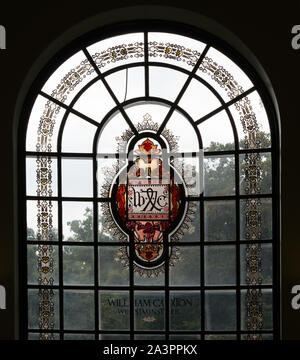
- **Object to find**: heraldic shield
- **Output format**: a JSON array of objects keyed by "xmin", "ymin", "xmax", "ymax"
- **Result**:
[{"xmin": 110, "ymin": 135, "xmax": 186, "ymax": 271}]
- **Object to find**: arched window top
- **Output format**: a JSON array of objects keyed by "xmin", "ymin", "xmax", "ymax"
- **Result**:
[{"xmin": 21, "ymin": 23, "xmax": 279, "ymax": 341}]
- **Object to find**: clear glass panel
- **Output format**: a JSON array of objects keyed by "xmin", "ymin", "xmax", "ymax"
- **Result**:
[
  {"xmin": 62, "ymin": 158, "xmax": 93, "ymax": 197},
  {"xmin": 61, "ymin": 114, "xmax": 97, "ymax": 153},
  {"xmin": 26, "ymin": 157, "xmax": 58, "ymax": 197},
  {"xmin": 98, "ymin": 203, "xmax": 126, "ymax": 242},
  {"xmin": 97, "ymin": 111, "xmax": 133, "ymax": 154},
  {"xmin": 165, "ymin": 110, "xmax": 200, "ymax": 152},
  {"xmin": 148, "ymin": 32, "xmax": 206, "ymax": 71},
  {"xmin": 105, "ymin": 67, "xmax": 145, "ymax": 102},
  {"xmin": 241, "ymin": 333, "xmax": 273, "ymax": 340},
  {"xmin": 204, "ymin": 245, "xmax": 236, "ymax": 285},
  {"xmin": 99, "ymin": 247, "xmax": 129, "ymax": 286},
  {"xmin": 135, "ymin": 291, "xmax": 165, "ymax": 331},
  {"xmin": 240, "ymin": 198, "xmax": 272, "ymax": 240},
  {"xmin": 204, "ymin": 155, "xmax": 235, "ymax": 196},
  {"xmin": 134, "ymin": 269, "xmax": 164, "ymax": 286},
  {"xmin": 172, "ymin": 156, "xmax": 202, "ymax": 197},
  {"xmin": 73, "ymin": 79, "xmax": 116, "ymax": 123},
  {"xmin": 229, "ymin": 91, "xmax": 271, "ymax": 149},
  {"xmin": 26, "ymin": 95, "xmax": 66, "ymax": 152},
  {"xmin": 62, "ymin": 201, "xmax": 93, "ymax": 242},
  {"xmin": 170, "ymin": 201, "xmax": 200, "ymax": 242},
  {"xmin": 204, "ymin": 200, "xmax": 236, "ymax": 241},
  {"xmin": 100, "ymin": 334, "xmax": 130, "ymax": 340},
  {"xmin": 241, "ymin": 289, "xmax": 273, "ymax": 330},
  {"xmin": 27, "ymin": 245, "xmax": 59, "ymax": 285},
  {"xmin": 97, "ymin": 158, "xmax": 120, "ymax": 198},
  {"xmin": 198, "ymin": 47, "xmax": 253, "ymax": 101},
  {"xmin": 64, "ymin": 290, "xmax": 94, "ymax": 330},
  {"xmin": 149, "ymin": 66, "xmax": 188, "ymax": 102},
  {"xmin": 42, "ymin": 50, "xmax": 97, "ymax": 105},
  {"xmin": 169, "ymin": 246, "xmax": 200, "ymax": 286},
  {"xmin": 64, "ymin": 333, "xmax": 95, "ymax": 340},
  {"xmin": 63, "ymin": 246, "xmax": 94, "ymax": 285},
  {"xmin": 135, "ymin": 334, "xmax": 165, "ymax": 340},
  {"xmin": 86, "ymin": 32, "xmax": 144, "ymax": 73},
  {"xmin": 28, "ymin": 289, "xmax": 59, "ymax": 329},
  {"xmin": 198, "ymin": 110, "xmax": 235, "ymax": 151},
  {"xmin": 125, "ymin": 101, "xmax": 170, "ymax": 129},
  {"xmin": 170, "ymin": 291, "xmax": 201, "ymax": 331},
  {"xmin": 27, "ymin": 200, "xmax": 58, "ymax": 241},
  {"xmin": 205, "ymin": 290, "xmax": 236, "ymax": 331},
  {"xmin": 205, "ymin": 334, "xmax": 237, "ymax": 340},
  {"xmin": 240, "ymin": 243, "xmax": 273, "ymax": 285},
  {"xmin": 179, "ymin": 78, "xmax": 221, "ymax": 121},
  {"xmin": 99, "ymin": 291, "xmax": 129, "ymax": 330},
  {"xmin": 240, "ymin": 153, "xmax": 272, "ymax": 195},
  {"xmin": 170, "ymin": 334, "xmax": 201, "ymax": 340}
]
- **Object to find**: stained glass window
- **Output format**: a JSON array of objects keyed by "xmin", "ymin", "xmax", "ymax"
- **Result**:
[{"xmin": 21, "ymin": 24, "xmax": 279, "ymax": 340}]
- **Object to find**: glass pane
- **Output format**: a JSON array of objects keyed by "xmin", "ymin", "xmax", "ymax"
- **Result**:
[
  {"xmin": 61, "ymin": 114, "xmax": 97, "ymax": 153},
  {"xmin": 204, "ymin": 245, "xmax": 236, "ymax": 285},
  {"xmin": 86, "ymin": 32, "xmax": 144, "ymax": 73},
  {"xmin": 169, "ymin": 246, "xmax": 200, "ymax": 286},
  {"xmin": 63, "ymin": 246, "xmax": 94, "ymax": 285},
  {"xmin": 198, "ymin": 47, "xmax": 253, "ymax": 101},
  {"xmin": 134, "ymin": 269, "xmax": 164, "ymax": 286},
  {"xmin": 99, "ymin": 291, "xmax": 129, "ymax": 330},
  {"xmin": 171, "ymin": 202, "xmax": 200, "ymax": 242},
  {"xmin": 27, "ymin": 200, "xmax": 58, "ymax": 241},
  {"xmin": 229, "ymin": 91, "xmax": 271, "ymax": 149},
  {"xmin": 26, "ymin": 157, "xmax": 58, "ymax": 197},
  {"xmin": 240, "ymin": 243, "xmax": 273, "ymax": 285},
  {"xmin": 205, "ymin": 334, "xmax": 237, "ymax": 340},
  {"xmin": 170, "ymin": 334, "xmax": 201, "ymax": 340},
  {"xmin": 240, "ymin": 153, "xmax": 272, "ymax": 195},
  {"xmin": 27, "ymin": 245, "xmax": 59, "ymax": 285},
  {"xmin": 170, "ymin": 291, "xmax": 201, "ymax": 331},
  {"xmin": 165, "ymin": 110, "xmax": 200, "ymax": 152},
  {"xmin": 241, "ymin": 289, "xmax": 273, "ymax": 330},
  {"xmin": 205, "ymin": 290, "xmax": 236, "ymax": 331},
  {"xmin": 64, "ymin": 334, "xmax": 95, "ymax": 340},
  {"xmin": 125, "ymin": 102, "xmax": 170, "ymax": 129},
  {"xmin": 62, "ymin": 158, "xmax": 93, "ymax": 197},
  {"xmin": 62, "ymin": 202, "xmax": 93, "ymax": 242},
  {"xmin": 97, "ymin": 158, "xmax": 120, "ymax": 198},
  {"xmin": 198, "ymin": 110, "xmax": 235, "ymax": 151},
  {"xmin": 42, "ymin": 50, "xmax": 97, "ymax": 106},
  {"xmin": 172, "ymin": 156, "xmax": 203, "ymax": 197},
  {"xmin": 148, "ymin": 32, "xmax": 206, "ymax": 71},
  {"xmin": 135, "ymin": 334, "xmax": 165, "ymax": 340},
  {"xmin": 100, "ymin": 334, "xmax": 130, "ymax": 340},
  {"xmin": 97, "ymin": 111, "xmax": 132, "ymax": 154},
  {"xmin": 241, "ymin": 333, "xmax": 273, "ymax": 340},
  {"xmin": 64, "ymin": 290, "xmax": 94, "ymax": 330},
  {"xmin": 179, "ymin": 78, "xmax": 221, "ymax": 121},
  {"xmin": 98, "ymin": 203, "xmax": 127, "ymax": 242},
  {"xmin": 204, "ymin": 200, "xmax": 235, "ymax": 241},
  {"xmin": 73, "ymin": 79, "xmax": 116, "ymax": 123},
  {"xmin": 149, "ymin": 66, "xmax": 188, "ymax": 102},
  {"xmin": 99, "ymin": 247, "xmax": 129, "ymax": 286},
  {"xmin": 105, "ymin": 67, "xmax": 145, "ymax": 102},
  {"xmin": 26, "ymin": 95, "xmax": 66, "ymax": 152},
  {"xmin": 204, "ymin": 155, "xmax": 235, "ymax": 196},
  {"xmin": 135, "ymin": 291, "xmax": 165, "ymax": 331},
  {"xmin": 28, "ymin": 333, "xmax": 60, "ymax": 340},
  {"xmin": 240, "ymin": 198, "xmax": 272, "ymax": 240},
  {"xmin": 28, "ymin": 289, "xmax": 59, "ymax": 329}
]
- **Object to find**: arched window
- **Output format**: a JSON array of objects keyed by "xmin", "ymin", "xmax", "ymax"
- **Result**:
[{"xmin": 20, "ymin": 21, "xmax": 280, "ymax": 340}]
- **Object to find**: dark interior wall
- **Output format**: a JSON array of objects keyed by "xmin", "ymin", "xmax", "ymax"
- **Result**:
[{"xmin": 0, "ymin": 0, "xmax": 299, "ymax": 340}]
